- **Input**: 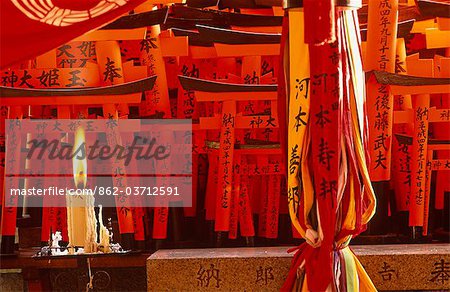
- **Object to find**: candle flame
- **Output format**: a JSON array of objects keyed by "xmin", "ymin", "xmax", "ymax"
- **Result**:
[{"xmin": 73, "ymin": 126, "xmax": 87, "ymax": 189}]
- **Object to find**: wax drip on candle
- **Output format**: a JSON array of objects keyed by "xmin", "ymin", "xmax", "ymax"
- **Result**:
[
  {"xmin": 108, "ymin": 217, "xmax": 114, "ymax": 243},
  {"xmin": 48, "ymin": 226, "xmax": 53, "ymax": 256},
  {"xmin": 98, "ymin": 205, "xmax": 110, "ymax": 253}
]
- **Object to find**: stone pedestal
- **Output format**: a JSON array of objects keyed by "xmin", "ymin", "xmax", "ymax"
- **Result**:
[
  {"xmin": 147, "ymin": 244, "xmax": 450, "ymax": 291},
  {"xmin": 0, "ymin": 269, "xmax": 24, "ymax": 291}
]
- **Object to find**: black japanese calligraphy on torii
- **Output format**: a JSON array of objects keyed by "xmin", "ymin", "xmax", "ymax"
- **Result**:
[
  {"xmin": 445, "ymin": 160, "xmax": 450, "ymax": 169},
  {"xmin": 222, "ymin": 113, "xmax": 235, "ymax": 127},
  {"xmin": 103, "ymin": 57, "xmax": 122, "ymax": 83},
  {"xmin": 395, "ymin": 54, "xmax": 406, "ymax": 74},
  {"xmin": 244, "ymin": 101, "xmax": 255, "ymax": 114},
  {"xmin": 416, "ymin": 107, "xmax": 429, "ymax": 121},
  {"xmin": 66, "ymin": 70, "xmax": 86, "ymax": 87},
  {"xmin": 263, "ymin": 128, "xmax": 273, "ymax": 141},
  {"xmin": 77, "ymin": 41, "xmax": 96, "ymax": 58},
  {"xmin": 106, "ymin": 114, "xmax": 118, "ymax": 129},
  {"xmin": 38, "ymin": 69, "xmax": 60, "ymax": 87},
  {"xmin": 57, "ymin": 44, "xmax": 74, "ymax": 58},
  {"xmin": 244, "ymin": 71, "xmax": 260, "ymax": 84},
  {"xmin": 2, "ymin": 70, "xmax": 33, "ymax": 88},
  {"xmin": 52, "ymin": 120, "xmax": 63, "ymax": 131},
  {"xmin": 19, "ymin": 70, "xmax": 33, "ymax": 88},
  {"xmin": 183, "ymin": 90, "xmax": 195, "ymax": 108},
  {"xmin": 59, "ymin": 58, "xmax": 77, "ymax": 68},
  {"xmin": 35, "ymin": 122, "xmax": 48, "ymax": 138},
  {"xmin": 114, "ymin": 167, "xmax": 124, "ymax": 176},
  {"xmin": 374, "ymin": 150, "xmax": 387, "ymax": 170},
  {"xmin": 376, "ymin": 85, "xmax": 391, "ymax": 111},
  {"xmin": 250, "ymin": 116, "xmax": 264, "ymax": 128},
  {"xmin": 379, "ymin": 0, "xmax": 392, "ymax": 9},
  {"xmin": 440, "ymin": 109, "xmax": 450, "ymax": 121},
  {"xmin": 2, "ymin": 71, "xmax": 18, "ymax": 87},
  {"xmin": 140, "ymin": 36, "xmax": 158, "ymax": 53},
  {"xmin": 374, "ymin": 110, "xmax": 389, "ymax": 131},
  {"xmin": 374, "ymin": 132, "xmax": 388, "ymax": 151},
  {"xmin": 181, "ymin": 64, "xmax": 200, "ymax": 78},
  {"xmin": 266, "ymin": 115, "xmax": 276, "ymax": 127},
  {"xmin": 261, "ymin": 60, "xmax": 274, "ymax": 77},
  {"xmin": 8, "ymin": 118, "xmax": 21, "ymax": 132},
  {"xmin": 68, "ymin": 121, "xmax": 81, "ymax": 132}
]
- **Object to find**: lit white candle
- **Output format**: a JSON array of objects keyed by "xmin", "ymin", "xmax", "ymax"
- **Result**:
[{"xmin": 67, "ymin": 126, "xmax": 98, "ymax": 254}]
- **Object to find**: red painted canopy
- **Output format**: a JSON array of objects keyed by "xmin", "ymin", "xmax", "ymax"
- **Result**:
[{"xmin": 0, "ymin": 0, "xmax": 145, "ymax": 70}]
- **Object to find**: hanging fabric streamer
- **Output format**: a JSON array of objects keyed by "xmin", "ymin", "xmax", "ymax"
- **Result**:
[
  {"xmin": 282, "ymin": 1, "xmax": 377, "ymax": 290},
  {"xmin": 285, "ymin": 6, "xmax": 314, "ymax": 245}
]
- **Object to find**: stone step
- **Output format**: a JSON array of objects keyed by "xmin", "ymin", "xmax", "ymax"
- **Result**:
[
  {"xmin": 0, "ymin": 269, "xmax": 24, "ymax": 291},
  {"xmin": 147, "ymin": 244, "xmax": 450, "ymax": 291}
]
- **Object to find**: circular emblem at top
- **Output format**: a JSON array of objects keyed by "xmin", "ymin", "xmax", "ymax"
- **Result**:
[{"xmin": 11, "ymin": 0, "xmax": 129, "ymax": 26}]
